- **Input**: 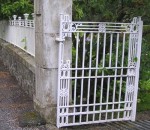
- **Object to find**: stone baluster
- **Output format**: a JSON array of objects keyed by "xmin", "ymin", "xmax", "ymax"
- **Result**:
[
  {"xmin": 13, "ymin": 15, "xmax": 17, "ymax": 25},
  {"xmin": 18, "ymin": 17, "xmax": 22, "ymax": 26},
  {"xmin": 32, "ymin": 13, "xmax": 35, "ymax": 20},
  {"xmin": 31, "ymin": 13, "xmax": 35, "ymax": 27},
  {"xmin": 24, "ymin": 13, "xmax": 29, "ymax": 27}
]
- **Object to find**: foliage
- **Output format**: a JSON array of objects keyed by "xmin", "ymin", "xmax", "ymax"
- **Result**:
[
  {"xmin": 137, "ymin": 92, "xmax": 150, "ymax": 111},
  {"xmin": 140, "ymin": 80, "xmax": 150, "ymax": 91},
  {"xmin": 73, "ymin": 0, "xmax": 150, "ymax": 24},
  {"xmin": 0, "ymin": 0, "xmax": 33, "ymax": 20},
  {"xmin": 140, "ymin": 26, "xmax": 150, "ymax": 82},
  {"xmin": 72, "ymin": 0, "xmax": 150, "ymax": 110},
  {"xmin": 139, "ymin": 26, "xmax": 150, "ymax": 90},
  {"xmin": 21, "ymin": 37, "xmax": 27, "ymax": 50}
]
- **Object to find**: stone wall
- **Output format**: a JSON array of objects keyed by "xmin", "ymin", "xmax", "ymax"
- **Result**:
[
  {"xmin": 0, "ymin": 39, "xmax": 35, "ymax": 98},
  {"xmin": 0, "ymin": 21, "xmax": 35, "ymax": 56}
]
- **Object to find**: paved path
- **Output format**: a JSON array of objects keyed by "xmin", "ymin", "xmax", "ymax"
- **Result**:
[{"xmin": 0, "ymin": 59, "xmax": 150, "ymax": 130}]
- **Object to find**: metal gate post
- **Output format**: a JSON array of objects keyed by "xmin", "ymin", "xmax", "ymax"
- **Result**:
[
  {"xmin": 56, "ymin": 14, "xmax": 72, "ymax": 128},
  {"xmin": 131, "ymin": 17, "xmax": 143, "ymax": 121},
  {"xmin": 56, "ymin": 14, "xmax": 65, "ymax": 128}
]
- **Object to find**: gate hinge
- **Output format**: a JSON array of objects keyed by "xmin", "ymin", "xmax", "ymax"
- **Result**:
[{"xmin": 56, "ymin": 37, "xmax": 65, "ymax": 42}]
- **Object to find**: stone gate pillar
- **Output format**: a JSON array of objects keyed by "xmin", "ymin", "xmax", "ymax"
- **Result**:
[{"xmin": 34, "ymin": 0, "xmax": 72, "ymax": 124}]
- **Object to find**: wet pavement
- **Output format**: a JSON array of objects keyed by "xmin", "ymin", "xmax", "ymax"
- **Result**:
[
  {"xmin": 0, "ymin": 59, "xmax": 46, "ymax": 130},
  {"xmin": 0, "ymin": 58, "xmax": 150, "ymax": 130}
]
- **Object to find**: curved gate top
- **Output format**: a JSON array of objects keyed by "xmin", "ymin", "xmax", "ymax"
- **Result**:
[{"xmin": 56, "ymin": 14, "xmax": 143, "ymax": 128}]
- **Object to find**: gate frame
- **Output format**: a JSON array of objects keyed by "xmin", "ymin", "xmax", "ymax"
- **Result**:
[{"xmin": 56, "ymin": 14, "xmax": 143, "ymax": 128}]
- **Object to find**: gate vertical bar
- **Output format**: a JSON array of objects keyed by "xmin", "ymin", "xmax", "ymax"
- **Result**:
[
  {"xmin": 99, "ymin": 33, "xmax": 106, "ymax": 120},
  {"xmin": 80, "ymin": 32, "xmax": 86, "ymax": 123},
  {"xmin": 87, "ymin": 33, "xmax": 93, "ymax": 121},
  {"xmin": 57, "ymin": 14, "xmax": 64, "ymax": 128},
  {"xmin": 105, "ymin": 77, "xmax": 110, "ymax": 120},
  {"xmin": 112, "ymin": 33, "xmax": 119, "ymax": 119},
  {"xmin": 73, "ymin": 32, "xmax": 79, "ymax": 123},
  {"xmin": 131, "ymin": 17, "xmax": 143, "ymax": 121},
  {"xmin": 124, "ymin": 32, "xmax": 132, "ymax": 119},
  {"xmin": 109, "ymin": 33, "xmax": 113, "ymax": 67},
  {"xmin": 93, "ymin": 33, "xmax": 100, "ymax": 121},
  {"xmin": 118, "ymin": 33, "xmax": 126, "ymax": 118}
]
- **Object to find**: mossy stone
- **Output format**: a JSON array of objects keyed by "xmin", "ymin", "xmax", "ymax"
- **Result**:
[{"xmin": 18, "ymin": 111, "xmax": 46, "ymax": 127}]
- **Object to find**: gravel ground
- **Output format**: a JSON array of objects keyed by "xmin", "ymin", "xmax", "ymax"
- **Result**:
[
  {"xmin": 136, "ymin": 110, "xmax": 150, "ymax": 120},
  {"xmin": 0, "ymin": 59, "xmax": 47, "ymax": 130}
]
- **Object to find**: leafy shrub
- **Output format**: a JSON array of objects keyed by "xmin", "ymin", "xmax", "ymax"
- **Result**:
[{"xmin": 0, "ymin": 0, "xmax": 33, "ymax": 19}]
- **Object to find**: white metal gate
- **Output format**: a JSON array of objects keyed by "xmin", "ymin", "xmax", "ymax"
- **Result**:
[{"xmin": 56, "ymin": 14, "xmax": 143, "ymax": 128}]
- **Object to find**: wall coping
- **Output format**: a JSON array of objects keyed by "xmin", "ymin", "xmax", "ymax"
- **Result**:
[{"xmin": 0, "ymin": 39, "xmax": 35, "ymax": 73}]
